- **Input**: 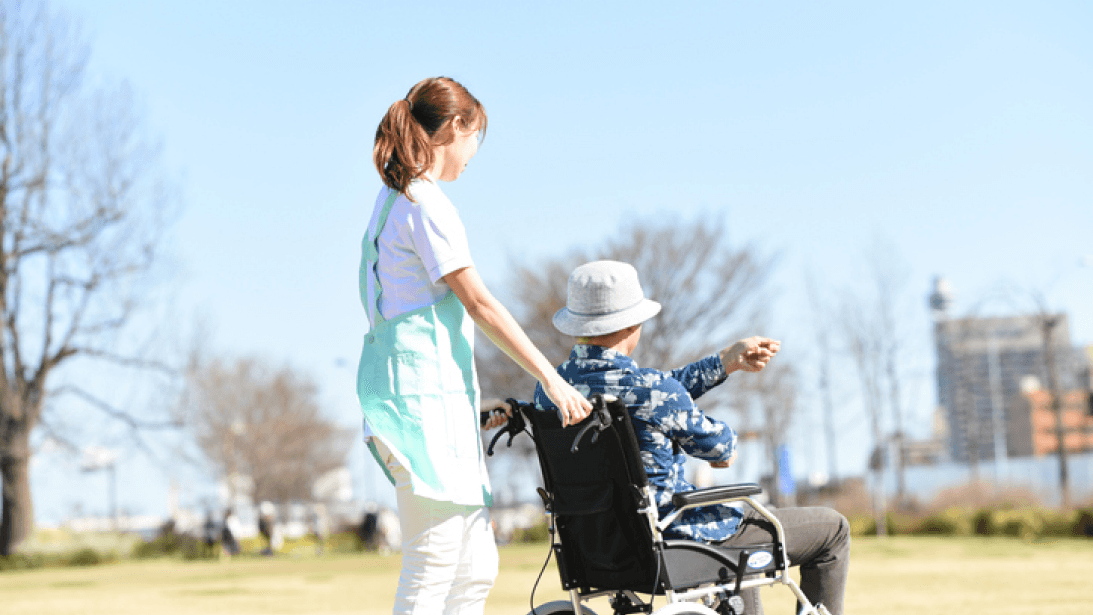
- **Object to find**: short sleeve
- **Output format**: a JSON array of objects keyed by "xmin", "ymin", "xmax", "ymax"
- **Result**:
[{"xmin": 406, "ymin": 181, "xmax": 475, "ymax": 283}]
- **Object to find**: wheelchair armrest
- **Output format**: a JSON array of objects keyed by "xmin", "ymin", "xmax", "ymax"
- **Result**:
[{"xmin": 671, "ymin": 483, "xmax": 762, "ymax": 508}]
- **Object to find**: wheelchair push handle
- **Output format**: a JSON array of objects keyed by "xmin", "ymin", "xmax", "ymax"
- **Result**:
[{"xmin": 484, "ymin": 398, "xmax": 529, "ymax": 457}]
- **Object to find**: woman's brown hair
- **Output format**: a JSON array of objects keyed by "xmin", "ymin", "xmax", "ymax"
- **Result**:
[{"xmin": 373, "ymin": 77, "xmax": 488, "ymax": 196}]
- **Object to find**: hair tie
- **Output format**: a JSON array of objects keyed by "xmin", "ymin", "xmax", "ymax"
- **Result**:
[{"xmin": 404, "ymin": 98, "xmax": 414, "ymax": 113}]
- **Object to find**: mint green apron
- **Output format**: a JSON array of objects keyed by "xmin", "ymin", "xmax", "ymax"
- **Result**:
[{"xmin": 356, "ymin": 189, "xmax": 492, "ymax": 506}]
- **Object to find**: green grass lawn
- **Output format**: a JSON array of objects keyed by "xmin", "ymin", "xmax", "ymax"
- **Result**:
[{"xmin": 1, "ymin": 537, "xmax": 1090, "ymax": 615}]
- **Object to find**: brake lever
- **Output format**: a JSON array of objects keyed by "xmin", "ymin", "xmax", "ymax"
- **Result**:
[
  {"xmin": 570, "ymin": 403, "xmax": 612, "ymax": 453},
  {"xmin": 486, "ymin": 399, "xmax": 527, "ymax": 457},
  {"xmin": 487, "ymin": 427, "xmax": 509, "ymax": 457}
]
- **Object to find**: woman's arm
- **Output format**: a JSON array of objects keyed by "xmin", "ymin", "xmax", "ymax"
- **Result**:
[{"xmin": 444, "ymin": 266, "xmax": 592, "ymax": 426}]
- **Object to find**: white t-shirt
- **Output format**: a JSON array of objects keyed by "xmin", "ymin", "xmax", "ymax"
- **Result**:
[
  {"xmin": 361, "ymin": 177, "xmax": 475, "ymax": 441},
  {"xmin": 364, "ymin": 177, "xmax": 475, "ymax": 324}
]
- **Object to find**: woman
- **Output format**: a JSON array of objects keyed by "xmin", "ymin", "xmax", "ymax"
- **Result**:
[{"xmin": 358, "ymin": 76, "xmax": 591, "ymax": 615}]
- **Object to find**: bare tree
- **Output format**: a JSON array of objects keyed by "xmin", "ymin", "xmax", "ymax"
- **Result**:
[
  {"xmin": 837, "ymin": 239, "xmax": 916, "ymax": 534},
  {"xmin": 840, "ymin": 298, "xmax": 888, "ymax": 536},
  {"xmin": 804, "ymin": 272, "xmax": 838, "ymax": 483},
  {"xmin": 177, "ymin": 356, "xmax": 354, "ymax": 505},
  {"xmin": 1033, "ymin": 306, "xmax": 1072, "ymax": 509},
  {"xmin": 478, "ymin": 214, "xmax": 775, "ymax": 410},
  {"xmin": 740, "ymin": 361, "xmax": 798, "ymax": 507},
  {"xmin": 870, "ymin": 246, "xmax": 911, "ymax": 505},
  {"xmin": 0, "ymin": 2, "xmax": 175, "ymax": 554}
]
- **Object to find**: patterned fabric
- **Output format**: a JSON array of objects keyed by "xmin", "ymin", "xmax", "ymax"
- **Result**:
[{"xmin": 534, "ymin": 344, "xmax": 743, "ymax": 541}]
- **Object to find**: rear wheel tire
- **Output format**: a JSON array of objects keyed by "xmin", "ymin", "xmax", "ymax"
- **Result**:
[
  {"xmin": 650, "ymin": 602, "xmax": 720, "ymax": 615},
  {"xmin": 526, "ymin": 600, "xmax": 598, "ymax": 615}
]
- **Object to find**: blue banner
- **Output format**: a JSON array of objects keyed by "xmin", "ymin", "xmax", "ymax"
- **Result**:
[{"xmin": 777, "ymin": 445, "xmax": 796, "ymax": 496}]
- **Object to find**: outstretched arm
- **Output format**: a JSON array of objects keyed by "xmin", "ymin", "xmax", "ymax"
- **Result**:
[
  {"xmin": 445, "ymin": 266, "xmax": 592, "ymax": 427},
  {"xmin": 720, "ymin": 336, "xmax": 780, "ymax": 374},
  {"xmin": 669, "ymin": 335, "xmax": 781, "ymax": 401}
]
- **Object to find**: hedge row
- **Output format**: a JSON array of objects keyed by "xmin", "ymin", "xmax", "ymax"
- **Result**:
[
  {"xmin": 0, "ymin": 547, "xmax": 120, "ymax": 571},
  {"xmin": 849, "ymin": 506, "xmax": 1093, "ymax": 539},
  {"xmin": 0, "ymin": 530, "xmax": 378, "ymax": 572}
]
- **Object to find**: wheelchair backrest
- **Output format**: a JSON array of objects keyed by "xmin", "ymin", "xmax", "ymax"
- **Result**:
[{"xmin": 521, "ymin": 395, "xmax": 663, "ymax": 593}]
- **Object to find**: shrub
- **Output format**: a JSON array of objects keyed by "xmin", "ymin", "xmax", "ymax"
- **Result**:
[
  {"xmin": 992, "ymin": 509, "xmax": 1044, "ymax": 540},
  {"xmin": 512, "ymin": 521, "xmax": 550, "ymax": 543},
  {"xmin": 132, "ymin": 534, "xmax": 181, "ymax": 559},
  {"xmin": 0, "ymin": 552, "xmax": 48, "ymax": 571},
  {"xmin": 973, "ymin": 509, "xmax": 997, "ymax": 536},
  {"xmin": 847, "ymin": 514, "xmax": 876, "ymax": 537},
  {"xmin": 132, "ymin": 532, "xmax": 216, "ymax": 561},
  {"xmin": 67, "ymin": 548, "xmax": 105, "ymax": 567},
  {"xmin": 849, "ymin": 512, "xmax": 912, "ymax": 537},
  {"xmin": 914, "ymin": 508, "xmax": 973, "ymax": 536},
  {"xmin": 887, "ymin": 511, "xmax": 917, "ymax": 535},
  {"xmin": 1073, "ymin": 508, "xmax": 1093, "ymax": 537},
  {"xmin": 1039, "ymin": 509, "xmax": 1076, "ymax": 538},
  {"xmin": 325, "ymin": 530, "xmax": 366, "ymax": 553}
]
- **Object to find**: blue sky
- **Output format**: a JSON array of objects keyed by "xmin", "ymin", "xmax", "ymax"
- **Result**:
[{"xmin": 29, "ymin": 0, "xmax": 1093, "ymax": 523}]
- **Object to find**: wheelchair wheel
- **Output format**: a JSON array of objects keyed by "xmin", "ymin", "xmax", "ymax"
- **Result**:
[
  {"xmin": 650, "ymin": 602, "xmax": 719, "ymax": 615},
  {"xmin": 526, "ymin": 599, "xmax": 598, "ymax": 615}
]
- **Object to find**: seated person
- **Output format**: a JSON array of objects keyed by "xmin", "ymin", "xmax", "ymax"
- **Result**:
[{"xmin": 534, "ymin": 260, "xmax": 849, "ymax": 615}]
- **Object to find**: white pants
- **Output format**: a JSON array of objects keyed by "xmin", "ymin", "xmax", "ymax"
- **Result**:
[{"xmin": 373, "ymin": 439, "xmax": 499, "ymax": 615}]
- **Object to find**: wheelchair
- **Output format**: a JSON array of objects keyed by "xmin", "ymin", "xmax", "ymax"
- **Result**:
[{"xmin": 486, "ymin": 394, "xmax": 831, "ymax": 615}]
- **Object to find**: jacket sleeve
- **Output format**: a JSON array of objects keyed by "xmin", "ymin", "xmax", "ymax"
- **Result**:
[
  {"xmin": 649, "ymin": 374, "xmax": 737, "ymax": 463},
  {"xmin": 668, "ymin": 353, "xmax": 728, "ymax": 402}
]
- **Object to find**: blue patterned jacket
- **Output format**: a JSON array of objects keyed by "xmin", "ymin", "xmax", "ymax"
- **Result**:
[{"xmin": 534, "ymin": 344, "xmax": 742, "ymax": 542}]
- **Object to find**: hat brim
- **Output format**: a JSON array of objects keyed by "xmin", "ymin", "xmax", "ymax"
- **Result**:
[{"xmin": 552, "ymin": 299, "xmax": 662, "ymax": 337}]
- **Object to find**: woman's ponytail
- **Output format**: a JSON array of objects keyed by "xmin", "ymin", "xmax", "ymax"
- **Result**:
[
  {"xmin": 372, "ymin": 77, "xmax": 487, "ymax": 198},
  {"xmin": 373, "ymin": 99, "xmax": 434, "ymax": 195}
]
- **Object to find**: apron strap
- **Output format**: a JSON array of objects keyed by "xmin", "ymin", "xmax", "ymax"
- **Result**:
[{"xmin": 363, "ymin": 188, "xmax": 401, "ymax": 327}]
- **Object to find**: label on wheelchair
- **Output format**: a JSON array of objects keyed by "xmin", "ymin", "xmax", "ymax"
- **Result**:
[{"xmin": 746, "ymin": 551, "xmax": 774, "ymax": 570}]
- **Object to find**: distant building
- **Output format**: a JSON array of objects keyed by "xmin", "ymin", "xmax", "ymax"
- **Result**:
[
  {"xmin": 1011, "ymin": 388, "xmax": 1093, "ymax": 456},
  {"xmin": 928, "ymin": 277, "xmax": 1091, "ymax": 464}
]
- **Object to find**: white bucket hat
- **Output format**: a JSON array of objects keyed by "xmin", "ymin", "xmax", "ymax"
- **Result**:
[{"xmin": 553, "ymin": 260, "xmax": 662, "ymax": 337}]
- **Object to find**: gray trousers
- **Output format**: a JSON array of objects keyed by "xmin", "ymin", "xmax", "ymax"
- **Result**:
[{"xmin": 716, "ymin": 506, "xmax": 850, "ymax": 615}]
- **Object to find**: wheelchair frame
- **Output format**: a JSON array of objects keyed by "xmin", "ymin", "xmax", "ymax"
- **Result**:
[{"xmin": 488, "ymin": 395, "xmax": 831, "ymax": 615}]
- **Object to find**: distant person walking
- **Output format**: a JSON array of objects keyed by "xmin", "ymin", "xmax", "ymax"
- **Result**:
[
  {"xmin": 258, "ymin": 502, "xmax": 276, "ymax": 556},
  {"xmin": 203, "ymin": 510, "xmax": 218, "ymax": 557},
  {"xmin": 310, "ymin": 503, "xmax": 329, "ymax": 555},
  {"xmin": 358, "ymin": 76, "xmax": 592, "ymax": 615},
  {"xmin": 221, "ymin": 508, "xmax": 241, "ymax": 560}
]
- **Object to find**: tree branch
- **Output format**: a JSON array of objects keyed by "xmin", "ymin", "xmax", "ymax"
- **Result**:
[
  {"xmin": 65, "ymin": 347, "xmax": 177, "ymax": 376},
  {"xmin": 50, "ymin": 384, "xmax": 180, "ymax": 430}
]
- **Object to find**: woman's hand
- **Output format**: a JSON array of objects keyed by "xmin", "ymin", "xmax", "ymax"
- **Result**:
[
  {"xmin": 709, "ymin": 451, "xmax": 738, "ymax": 469},
  {"xmin": 721, "ymin": 336, "xmax": 780, "ymax": 374},
  {"xmin": 480, "ymin": 399, "xmax": 512, "ymax": 430},
  {"xmin": 541, "ymin": 375, "xmax": 593, "ymax": 427}
]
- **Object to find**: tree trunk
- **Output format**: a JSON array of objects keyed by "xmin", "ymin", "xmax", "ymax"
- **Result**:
[
  {"xmin": 1, "ymin": 443, "xmax": 34, "ymax": 556},
  {"xmin": 1042, "ymin": 318, "xmax": 1071, "ymax": 509}
]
